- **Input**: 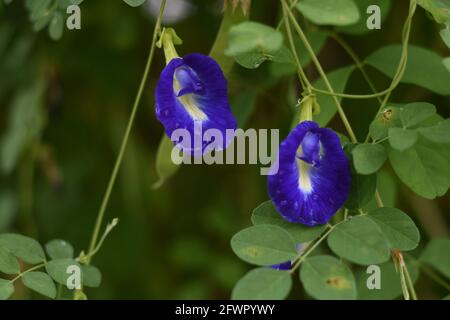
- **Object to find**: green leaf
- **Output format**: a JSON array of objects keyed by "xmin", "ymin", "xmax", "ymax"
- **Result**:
[
  {"xmin": 0, "ymin": 278, "xmax": 14, "ymax": 300},
  {"xmin": 389, "ymin": 137, "xmax": 450, "ymax": 199},
  {"xmin": 444, "ymin": 57, "xmax": 450, "ymax": 72},
  {"xmin": 0, "ymin": 247, "xmax": 20, "ymax": 274},
  {"xmin": 209, "ymin": 7, "xmax": 248, "ymax": 75},
  {"xmin": 420, "ymin": 238, "xmax": 450, "ymax": 279},
  {"xmin": 226, "ymin": 22, "xmax": 283, "ymax": 69},
  {"xmin": 233, "ymin": 52, "xmax": 274, "ymax": 69},
  {"xmin": 357, "ymin": 261, "xmax": 419, "ymax": 300},
  {"xmin": 338, "ymin": 0, "xmax": 392, "ymax": 35},
  {"xmin": 231, "ymin": 268, "xmax": 292, "ymax": 300},
  {"xmin": 440, "ymin": 28, "xmax": 450, "ymax": 48},
  {"xmin": 153, "ymin": 135, "xmax": 180, "ymax": 189},
  {"xmin": 45, "ymin": 239, "xmax": 74, "ymax": 260},
  {"xmin": 48, "ymin": 11, "xmax": 64, "ymax": 40},
  {"xmin": 22, "ymin": 271, "xmax": 56, "ymax": 299},
  {"xmin": 230, "ymin": 225, "xmax": 297, "ymax": 266},
  {"xmin": 296, "ymin": 0, "xmax": 360, "ymax": 26},
  {"xmin": 0, "ymin": 233, "xmax": 46, "ymax": 264},
  {"xmin": 367, "ymin": 207, "xmax": 420, "ymax": 251},
  {"xmin": 313, "ymin": 66, "xmax": 355, "ymax": 126},
  {"xmin": 364, "ymin": 170, "xmax": 398, "ymax": 210},
  {"xmin": 345, "ymin": 173, "xmax": 376, "ymax": 209},
  {"xmin": 327, "ymin": 215, "xmax": 390, "ymax": 265},
  {"xmin": 226, "ymin": 21, "xmax": 283, "ymax": 56},
  {"xmin": 46, "ymin": 259, "xmax": 80, "ymax": 285},
  {"xmin": 1, "ymin": 81, "xmax": 46, "ymax": 174},
  {"xmin": 366, "ymin": 45, "xmax": 450, "ymax": 95},
  {"xmin": 123, "ymin": 0, "xmax": 146, "ymax": 7},
  {"xmin": 418, "ymin": 118, "xmax": 450, "ymax": 143},
  {"xmin": 300, "ymin": 255, "xmax": 357, "ymax": 300},
  {"xmin": 369, "ymin": 106, "xmax": 402, "ymax": 141},
  {"xmin": 29, "ymin": 0, "xmax": 52, "ymax": 21},
  {"xmin": 344, "ymin": 145, "xmax": 377, "ymax": 209},
  {"xmin": 251, "ymin": 201, "xmax": 325, "ymax": 243},
  {"xmin": 400, "ymin": 102, "xmax": 436, "ymax": 128},
  {"xmin": 269, "ymin": 31, "xmax": 328, "ymax": 77},
  {"xmin": 417, "ymin": 0, "xmax": 450, "ymax": 24},
  {"xmin": 388, "ymin": 128, "xmax": 418, "ymax": 151},
  {"xmin": 352, "ymin": 144, "xmax": 387, "ymax": 175},
  {"xmin": 82, "ymin": 265, "xmax": 102, "ymax": 287}
]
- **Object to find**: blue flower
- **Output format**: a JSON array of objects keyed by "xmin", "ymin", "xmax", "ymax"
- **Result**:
[
  {"xmin": 268, "ymin": 121, "xmax": 351, "ymax": 226},
  {"xmin": 155, "ymin": 53, "xmax": 237, "ymax": 155}
]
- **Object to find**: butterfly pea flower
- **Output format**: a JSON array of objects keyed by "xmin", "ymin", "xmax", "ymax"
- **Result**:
[
  {"xmin": 268, "ymin": 120, "xmax": 351, "ymax": 226},
  {"xmin": 155, "ymin": 28, "xmax": 237, "ymax": 155}
]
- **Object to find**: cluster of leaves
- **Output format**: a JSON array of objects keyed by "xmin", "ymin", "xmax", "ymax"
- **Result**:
[
  {"xmin": 2, "ymin": 0, "xmax": 84, "ymax": 40},
  {"xmin": 226, "ymin": 0, "xmax": 450, "ymax": 300},
  {"xmin": 3, "ymin": 0, "xmax": 155, "ymax": 41},
  {"xmin": 0, "ymin": 234, "xmax": 101, "ymax": 300},
  {"xmin": 230, "ymin": 202, "xmax": 450, "ymax": 300}
]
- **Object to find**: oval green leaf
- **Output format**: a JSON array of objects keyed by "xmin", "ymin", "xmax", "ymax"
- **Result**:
[
  {"xmin": 0, "ymin": 247, "xmax": 20, "ymax": 274},
  {"xmin": 251, "ymin": 201, "xmax": 325, "ymax": 243},
  {"xmin": 400, "ymin": 102, "xmax": 436, "ymax": 128},
  {"xmin": 296, "ymin": 0, "xmax": 360, "ymax": 26},
  {"xmin": 388, "ymin": 128, "xmax": 418, "ymax": 151},
  {"xmin": 0, "ymin": 233, "xmax": 46, "ymax": 264},
  {"xmin": 231, "ymin": 225, "xmax": 297, "ymax": 266},
  {"xmin": 45, "ymin": 239, "xmax": 74, "ymax": 260},
  {"xmin": 153, "ymin": 135, "xmax": 180, "ymax": 189},
  {"xmin": 0, "ymin": 278, "xmax": 14, "ymax": 300},
  {"xmin": 418, "ymin": 119, "xmax": 450, "ymax": 143},
  {"xmin": 82, "ymin": 265, "xmax": 102, "ymax": 288},
  {"xmin": 300, "ymin": 255, "xmax": 357, "ymax": 300},
  {"xmin": 22, "ymin": 271, "xmax": 56, "ymax": 299},
  {"xmin": 48, "ymin": 12, "xmax": 64, "ymax": 41},
  {"xmin": 366, "ymin": 45, "xmax": 450, "ymax": 95},
  {"xmin": 123, "ymin": 0, "xmax": 146, "ymax": 7},
  {"xmin": 389, "ymin": 137, "xmax": 450, "ymax": 199},
  {"xmin": 352, "ymin": 144, "xmax": 387, "ymax": 175},
  {"xmin": 232, "ymin": 268, "xmax": 292, "ymax": 300},
  {"xmin": 46, "ymin": 259, "xmax": 80, "ymax": 285},
  {"xmin": 420, "ymin": 238, "xmax": 450, "ymax": 279},
  {"xmin": 357, "ymin": 261, "xmax": 419, "ymax": 300},
  {"xmin": 327, "ymin": 215, "xmax": 390, "ymax": 265},
  {"xmin": 367, "ymin": 207, "xmax": 420, "ymax": 251}
]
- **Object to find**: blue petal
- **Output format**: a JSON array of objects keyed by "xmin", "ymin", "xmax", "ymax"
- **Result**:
[
  {"xmin": 155, "ymin": 53, "xmax": 237, "ymax": 155},
  {"xmin": 271, "ymin": 261, "xmax": 292, "ymax": 271},
  {"xmin": 267, "ymin": 121, "xmax": 351, "ymax": 226}
]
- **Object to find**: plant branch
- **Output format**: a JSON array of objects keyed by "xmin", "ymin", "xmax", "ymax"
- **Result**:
[{"xmin": 86, "ymin": 0, "xmax": 167, "ymax": 264}]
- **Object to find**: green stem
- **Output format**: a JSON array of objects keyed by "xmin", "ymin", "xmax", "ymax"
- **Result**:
[
  {"xmin": 290, "ymin": 224, "xmax": 335, "ymax": 273},
  {"xmin": 281, "ymin": 0, "xmax": 311, "ymax": 92},
  {"xmin": 399, "ymin": 264, "xmax": 410, "ymax": 300},
  {"xmin": 282, "ymin": 0, "xmax": 357, "ymax": 142},
  {"xmin": 8, "ymin": 263, "xmax": 46, "ymax": 284},
  {"xmin": 309, "ymin": 1, "xmax": 416, "ymax": 101},
  {"xmin": 403, "ymin": 263, "xmax": 418, "ymax": 300},
  {"xmin": 86, "ymin": 0, "xmax": 167, "ymax": 264},
  {"xmin": 330, "ymin": 32, "xmax": 382, "ymax": 104},
  {"xmin": 277, "ymin": 0, "xmax": 299, "ymax": 30}
]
